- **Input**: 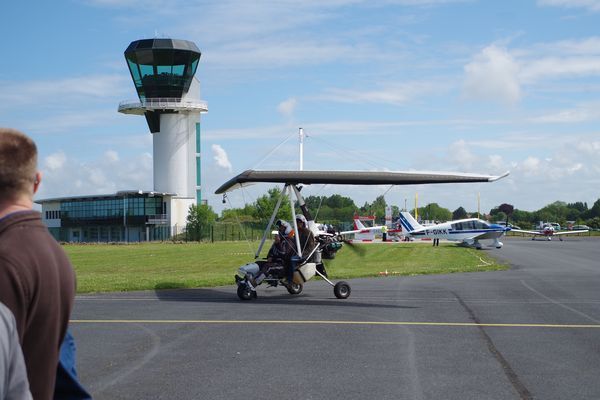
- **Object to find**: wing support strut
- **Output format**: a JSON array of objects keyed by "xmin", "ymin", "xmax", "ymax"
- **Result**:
[
  {"xmin": 289, "ymin": 186, "xmax": 302, "ymax": 257},
  {"xmin": 255, "ymin": 184, "xmax": 288, "ymax": 259}
]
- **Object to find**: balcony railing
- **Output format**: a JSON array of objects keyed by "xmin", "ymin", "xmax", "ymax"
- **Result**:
[
  {"xmin": 118, "ymin": 98, "xmax": 208, "ymax": 114},
  {"xmin": 146, "ymin": 214, "xmax": 169, "ymax": 225}
]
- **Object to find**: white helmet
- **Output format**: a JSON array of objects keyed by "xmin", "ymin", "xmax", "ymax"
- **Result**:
[
  {"xmin": 296, "ymin": 214, "xmax": 308, "ymax": 225},
  {"xmin": 277, "ymin": 220, "xmax": 293, "ymax": 236}
]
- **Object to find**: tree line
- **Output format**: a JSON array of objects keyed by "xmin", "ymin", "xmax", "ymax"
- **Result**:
[
  {"xmin": 185, "ymin": 187, "xmax": 600, "ymax": 240},
  {"xmin": 489, "ymin": 200, "xmax": 600, "ymax": 229}
]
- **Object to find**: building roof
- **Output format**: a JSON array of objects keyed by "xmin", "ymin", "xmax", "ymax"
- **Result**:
[
  {"xmin": 125, "ymin": 38, "xmax": 200, "ymax": 54},
  {"xmin": 35, "ymin": 190, "xmax": 177, "ymax": 204}
]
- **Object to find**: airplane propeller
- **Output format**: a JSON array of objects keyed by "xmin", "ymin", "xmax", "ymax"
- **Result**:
[
  {"xmin": 342, "ymin": 240, "xmax": 367, "ymax": 256},
  {"xmin": 333, "ymin": 233, "xmax": 367, "ymax": 257}
]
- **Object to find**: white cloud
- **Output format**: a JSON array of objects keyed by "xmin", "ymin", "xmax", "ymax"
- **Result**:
[
  {"xmin": 322, "ymin": 87, "xmax": 410, "ymax": 105},
  {"xmin": 22, "ymin": 110, "xmax": 124, "ymax": 134},
  {"xmin": 516, "ymin": 155, "xmax": 586, "ymax": 180},
  {"xmin": 105, "ymin": 150, "xmax": 120, "ymax": 163},
  {"xmin": 448, "ymin": 139, "xmax": 479, "ymax": 170},
  {"xmin": 320, "ymin": 81, "xmax": 444, "ymax": 106},
  {"xmin": 520, "ymin": 156, "xmax": 542, "ymax": 176},
  {"xmin": 0, "ymin": 75, "xmax": 128, "ymax": 106},
  {"xmin": 36, "ymin": 152, "xmax": 153, "ymax": 200},
  {"xmin": 277, "ymin": 98, "xmax": 297, "ymax": 117},
  {"xmin": 487, "ymin": 155, "xmax": 504, "ymax": 171},
  {"xmin": 567, "ymin": 162, "xmax": 584, "ymax": 173},
  {"xmin": 538, "ymin": 0, "xmax": 600, "ymax": 12},
  {"xmin": 530, "ymin": 107, "xmax": 596, "ymax": 123},
  {"xmin": 44, "ymin": 152, "xmax": 67, "ymax": 171},
  {"xmin": 549, "ymin": 37, "xmax": 600, "ymax": 55},
  {"xmin": 519, "ymin": 56, "xmax": 600, "ymax": 83},
  {"xmin": 463, "ymin": 45, "xmax": 521, "ymax": 104},
  {"xmin": 575, "ymin": 140, "xmax": 600, "ymax": 154},
  {"xmin": 211, "ymin": 144, "xmax": 233, "ymax": 172},
  {"xmin": 205, "ymin": 39, "xmax": 385, "ymax": 72}
]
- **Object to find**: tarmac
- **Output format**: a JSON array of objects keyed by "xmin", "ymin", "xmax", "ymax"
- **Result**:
[{"xmin": 71, "ymin": 236, "xmax": 600, "ymax": 400}]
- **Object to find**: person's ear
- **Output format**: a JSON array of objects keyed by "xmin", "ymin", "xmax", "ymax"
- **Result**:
[{"xmin": 33, "ymin": 172, "xmax": 42, "ymax": 194}]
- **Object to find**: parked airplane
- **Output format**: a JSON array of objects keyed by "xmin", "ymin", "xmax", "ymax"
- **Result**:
[
  {"xmin": 511, "ymin": 223, "xmax": 588, "ymax": 241},
  {"xmin": 398, "ymin": 211, "xmax": 509, "ymax": 249},
  {"xmin": 351, "ymin": 213, "xmax": 403, "ymax": 241}
]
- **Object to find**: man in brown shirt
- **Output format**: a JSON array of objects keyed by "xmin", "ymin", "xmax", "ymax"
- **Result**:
[{"xmin": 0, "ymin": 128, "xmax": 76, "ymax": 400}]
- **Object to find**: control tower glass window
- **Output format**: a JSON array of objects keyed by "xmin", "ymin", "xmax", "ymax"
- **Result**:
[{"xmin": 124, "ymin": 39, "xmax": 201, "ymax": 100}]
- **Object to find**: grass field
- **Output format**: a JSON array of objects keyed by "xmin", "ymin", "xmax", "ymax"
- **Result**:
[{"xmin": 64, "ymin": 241, "xmax": 507, "ymax": 293}]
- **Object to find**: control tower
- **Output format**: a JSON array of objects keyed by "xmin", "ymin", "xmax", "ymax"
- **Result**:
[{"xmin": 118, "ymin": 38, "xmax": 207, "ymax": 205}]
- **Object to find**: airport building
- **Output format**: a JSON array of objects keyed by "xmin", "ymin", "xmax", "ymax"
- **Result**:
[{"xmin": 36, "ymin": 38, "xmax": 208, "ymax": 242}]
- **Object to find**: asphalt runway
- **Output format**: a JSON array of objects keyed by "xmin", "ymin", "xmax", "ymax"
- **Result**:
[{"xmin": 71, "ymin": 236, "xmax": 600, "ymax": 400}]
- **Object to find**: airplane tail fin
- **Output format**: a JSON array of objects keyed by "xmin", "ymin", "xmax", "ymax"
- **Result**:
[
  {"xmin": 353, "ymin": 217, "xmax": 367, "ymax": 230},
  {"xmin": 399, "ymin": 211, "xmax": 423, "ymax": 233}
]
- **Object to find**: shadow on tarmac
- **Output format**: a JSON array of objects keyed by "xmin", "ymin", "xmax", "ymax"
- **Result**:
[{"xmin": 153, "ymin": 285, "xmax": 418, "ymax": 310}]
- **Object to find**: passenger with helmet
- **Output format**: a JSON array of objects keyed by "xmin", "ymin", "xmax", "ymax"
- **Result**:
[
  {"xmin": 295, "ymin": 214, "xmax": 315, "ymax": 261},
  {"xmin": 286, "ymin": 214, "xmax": 316, "ymax": 285},
  {"xmin": 249, "ymin": 220, "xmax": 295, "ymax": 288}
]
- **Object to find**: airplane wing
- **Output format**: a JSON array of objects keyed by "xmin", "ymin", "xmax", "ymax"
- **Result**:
[
  {"xmin": 554, "ymin": 229, "xmax": 589, "ymax": 236},
  {"xmin": 215, "ymin": 169, "xmax": 510, "ymax": 194},
  {"xmin": 511, "ymin": 229, "xmax": 543, "ymax": 236},
  {"xmin": 339, "ymin": 226, "xmax": 382, "ymax": 235}
]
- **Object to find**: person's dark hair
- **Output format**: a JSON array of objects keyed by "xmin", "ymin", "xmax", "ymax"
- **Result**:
[{"xmin": 0, "ymin": 128, "xmax": 38, "ymax": 201}]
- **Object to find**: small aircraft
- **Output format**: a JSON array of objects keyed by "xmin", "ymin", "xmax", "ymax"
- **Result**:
[
  {"xmin": 398, "ymin": 211, "xmax": 510, "ymax": 249},
  {"xmin": 511, "ymin": 223, "xmax": 588, "ymax": 241},
  {"xmin": 351, "ymin": 212, "xmax": 403, "ymax": 242},
  {"xmin": 215, "ymin": 169, "xmax": 509, "ymax": 300}
]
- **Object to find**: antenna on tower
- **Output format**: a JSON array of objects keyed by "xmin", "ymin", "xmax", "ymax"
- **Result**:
[{"xmin": 299, "ymin": 127, "xmax": 304, "ymax": 171}]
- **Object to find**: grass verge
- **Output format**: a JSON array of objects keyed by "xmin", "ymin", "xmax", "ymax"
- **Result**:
[{"xmin": 64, "ymin": 241, "xmax": 507, "ymax": 294}]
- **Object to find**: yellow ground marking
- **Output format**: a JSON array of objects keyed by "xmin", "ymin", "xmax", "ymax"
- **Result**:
[{"xmin": 70, "ymin": 319, "xmax": 600, "ymax": 329}]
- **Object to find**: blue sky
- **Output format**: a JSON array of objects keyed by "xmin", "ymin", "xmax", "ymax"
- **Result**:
[{"xmin": 2, "ymin": 0, "xmax": 600, "ymax": 215}]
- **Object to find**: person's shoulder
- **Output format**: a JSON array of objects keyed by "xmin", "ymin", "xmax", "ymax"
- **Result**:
[
  {"xmin": 0, "ymin": 302, "xmax": 14, "ymax": 325},
  {"xmin": 1, "ymin": 212, "xmax": 53, "ymax": 248},
  {"xmin": 0, "ymin": 210, "xmax": 43, "ymax": 233}
]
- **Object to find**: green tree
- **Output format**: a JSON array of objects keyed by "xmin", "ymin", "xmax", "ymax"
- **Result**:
[
  {"xmin": 452, "ymin": 206, "xmax": 468, "ymax": 220},
  {"xmin": 497, "ymin": 203, "xmax": 514, "ymax": 224},
  {"xmin": 493, "ymin": 211, "xmax": 507, "ymax": 223},
  {"xmin": 186, "ymin": 204, "xmax": 217, "ymax": 241},
  {"xmin": 511, "ymin": 209, "xmax": 534, "ymax": 227},
  {"xmin": 304, "ymin": 194, "xmax": 357, "ymax": 225},
  {"xmin": 359, "ymin": 195, "xmax": 387, "ymax": 223},
  {"xmin": 418, "ymin": 203, "xmax": 451, "ymax": 222},
  {"xmin": 534, "ymin": 201, "xmax": 570, "ymax": 225},
  {"xmin": 220, "ymin": 207, "xmax": 257, "ymax": 222},
  {"xmin": 254, "ymin": 187, "xmax": 292, "ymax": 222},
  {"xmin": 567, "ymin": 202, "xmax": 588, "ymax": 213},
  {"xmin": 589, "ymin": 199, "xmax": 600, "ymax": 219},
  {"xmin": 587, "ymin": 216, "xmax": 600, "ymax": 229}
]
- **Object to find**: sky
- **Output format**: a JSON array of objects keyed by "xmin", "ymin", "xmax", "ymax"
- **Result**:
[{"xmin": 2, "ymin": 0, "xmax": 600, "ymax": 216}]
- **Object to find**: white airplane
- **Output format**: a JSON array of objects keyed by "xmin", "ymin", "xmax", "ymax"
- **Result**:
[
  {"xmin": 511, "ymin": 223, "xmax": 588, "ymax": 241},
  {"xmin": 351, "ymin": 212, "xmax": 403, "ymax": 241},
  {"xmin": 398, "ymin": 211, "xmax": 509, "ymax": 249}
]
